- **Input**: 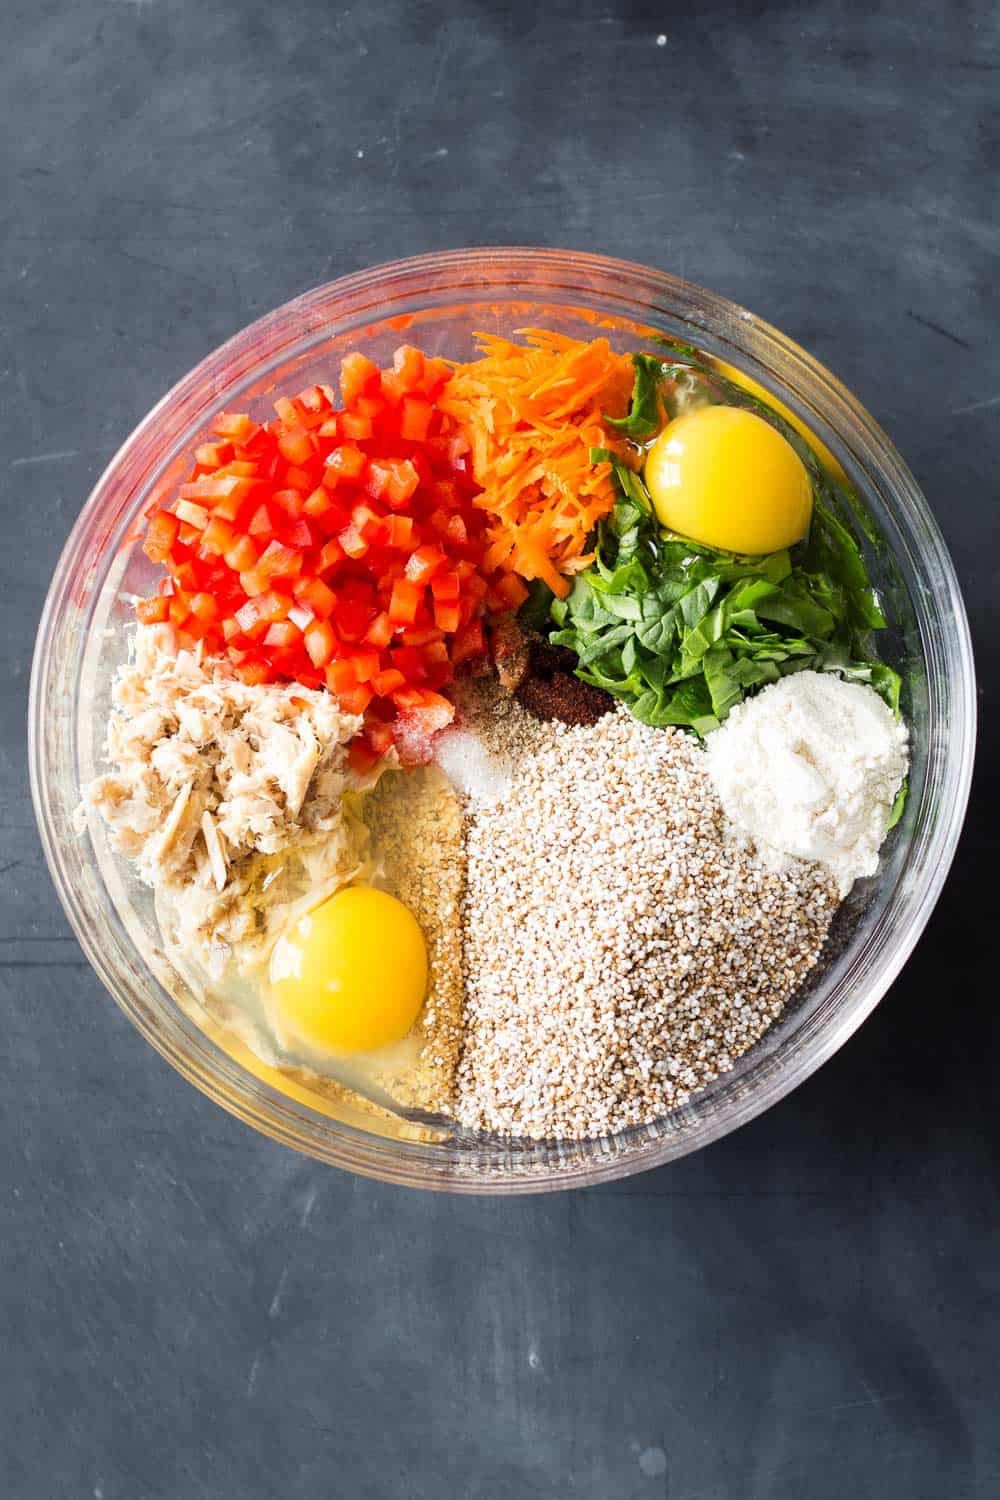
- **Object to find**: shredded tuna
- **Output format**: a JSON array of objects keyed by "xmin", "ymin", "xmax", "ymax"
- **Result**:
[{"xmin": 77, "ymin": 625, "xmax": 377, "ymax": 975}]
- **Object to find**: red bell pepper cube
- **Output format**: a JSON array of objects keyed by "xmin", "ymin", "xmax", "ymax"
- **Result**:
[
  {"xmin": 404, "ymin": 545, "xmax": 447, "ymax": 586},
  {"xmin": 211, "ymin": 412, "xmax": 258, "ymax": 443},
  {"xmin": 364, "ymin": 611, "xmax": 394, "ymax": 648},
  {"xmin": 388, "ymin": 578, "xmax": 423, "ymax": 625},
  {"xmin": 293, "ymin": 576, "xmax": 337, "ymax": 619},
  {"xmin": 264, "ymin": 621, "xmax": 302, "ymax": 649},
  {"xmin": 392, "ymin": 345, "xmax": 425, "ymax": 389},
  {"xmin": 385, "ymin": 515, "xmax": 417, "ymax": 551},
  {"xmin": 335, "ymin": 598, "xmax": 372, "ymax": 641},
  {"xmin": 325, "ymin": 444, "xmax": 367, "ymax": 481},
  {"xmin": 136, "ymin": 596, "xmax": 169, "ymax": 625},
  {"xmin": 339, "ymin": 683, "xmax": 375, "ymax": 716},
  {"xmin": 338, "ymin": 524, "xmax": 368, "ymax": 560},
  {"xmin": 340, "ymin": 411, "xmax": 373, "ymax": 441},
  {"xmin": 143, "ymin": 510, "xmax": 179, "ymax": 563},
  {"xmin": 399, "ymin": 396, "xmax": 434, "ymax": 442},
  {"xmin": 223, "ymin": 534, "xmax": 260, "ymax": 573},
  {"xmin": 316, "ymin": 538, "xmax": 345, "ymax": 574},
  {"xmin": 276, "ymin": 427, "xmax": 316, "ymax": 466},
  {"xmin": 372, "ymin": 667, "xmax": 407, "ymax": 696},
  {"xmin": 339, "ymin": 352, "xmax": 380, "ymax": 406},
  {"xmin": 494, "ymin": 573, "xmax": 530, "ymax": 610},
  {"xmin": 304, "ymin": 619, "xmax": 337, "ymax": 668},
  {"xmin": 430, "ymin": 570, "xmax": 461, "ymax": 602},
  {"xmin": 433, "ymin": 599, "xmax": 461, "ymax": 633}
]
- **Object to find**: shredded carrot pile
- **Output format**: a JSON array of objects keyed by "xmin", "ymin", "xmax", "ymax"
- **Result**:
[{"xmin": 438, "ymin": 329, "xmax": 635, "ymax": 598}]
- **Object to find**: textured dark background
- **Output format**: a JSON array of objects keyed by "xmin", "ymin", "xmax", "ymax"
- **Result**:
[{"xmin": 2, "ymin": 2, "xmax": 997, "ymax": 1497}]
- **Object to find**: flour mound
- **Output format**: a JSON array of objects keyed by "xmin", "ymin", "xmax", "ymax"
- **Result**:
[{"xmin": 705, "ymin": 671, "xmax": 909, "ymax": 896}]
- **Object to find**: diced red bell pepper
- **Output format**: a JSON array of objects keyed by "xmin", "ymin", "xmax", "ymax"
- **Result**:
[
  {"xmin": 393, "ymin": 686, "xmax": 455, "ymax": 724},
  {"xmin": 188, "ymin": 592, "xmax": 220, "ymax": 624},
  {"xmin": 392, "ymin": 344, "xmax": 425, "ymax": 389},
  {"xmin": 303, "ymin": 487, "xmax": 333, "ymax": 519},
  {"xmin": 404, "ymin": 544, "xmax": 447, "ymax": 585},
  {"xmin": 235, "ymin": 658, "xmax": 272, "ymax": 686},
  {"xmin": 304, "ymin": 619, "xmax": 337, "ymax": 668},
  {"xmin": 281, "ymin": 519, "xmax": 315, "ymax": 551},
  {"xmin": 399, "ymin": 396, "xmax": 434, "ymax": 442},
  {"xmin": 388, "ymin": 578, "xmax": 423, "ymax": 625},
  {"xmin": 136, "ymin": 596, "xmax": 169, "ymax": 625},
  {"xmin": 224, "ymin": 534, "xmax": 260, "ymax": 573},
  {"xmin": 201, "ymin": 516, "xmax": 236, "ymax": 556},
  {"xmin": 175, "ymin": 499, "xmax": 209, "ymax": 530},
  {"xmin": 372, "ymin": 667, "xmax": 406, "ymax": 696},
  {"xmin": 339, "ymin": 683, "xmax": 375, "ymax": 715},
  {"xmin": 271, "ymin": 487, "xmax": 306, "ymax": 520},
  {"xmin": 338, "ymin": 524, "xmax": 368, "ymax": 560},
  {"xmin": 421, "ymin": 357, "xmax": 452, "ymax": 396},
  {"xmin": 350, "ymin": 650, "xmax": 381, "ymax": 684},
  {"xmin": 389, "ymin": 645, "xmax": 426, "ymax": 682},
  {"xmin": 384, "ymin": 460, "xmax": 421, "ymax": 509},
  {"xmin": 350, "ymin": 501, "xmax": 385, "ymax": 543},
  {"xmin": 316, "ymin": 538, "xmax": 345, "ymax": 574},
  {"xmin": 325, "ymin": 658, "xmax": 358, "ymax": 695},
  {"xmin": 264, "ymin": 621, "xmax": 302, "ymax": 649},
  {"xmin": 211, "ymin": 412, "xmax": 258, "ymax": 443},
  {"xmin": 325, "ymin": 444, "xmax": 367, "ymax": 481},
  {"xmin": 430, "ymin": 570, "xmax": 461, "ymax": 602},
  {"xmin": 364, "ymin": 611, "xmax": 394, "ymax": 648},
  {"xmin": 340, "ymin": 411, "xmax": 373, "ymax": 441},
  {"xmin": 257, "ymin": 540, "xmax": 303, "ymax": 580},
  {"xmin": 235, "ymin": 598, "xmax": 269, "ymax": 639},
  {"xmin": 494, "ymin": 573, "xmax": 530, "ymax": 610},
  {"xmin": 194, "ymin": 441, "xmax": 233, "ymax": 469},
  {"xmin": 379, "ymin": 370, "xmax": 406, "ymax": 406},
  {"xmin": 339, "ymin": 352, "xmax": 381, "ymax": 406},
  {"xmin": 276, "ymin": 427, "xmax": 316, "ymax": 466},
  {"xmin": 334, "ymin": 598, "xmax": 372, "ymax": 641},
  {"xmin": 433, "ymin": 599, "xmax": 462, "ymax": 633},
  {"xmin": 144, "ymin": 510, "xmax": 179, "ymax": 563},
  {"xmin": 385, "ymin": 515, "xmax": 417, "ymax": 550},
  {"xmin": 293, "ymin": 575, "xmax": 337, "ymax": 619}
]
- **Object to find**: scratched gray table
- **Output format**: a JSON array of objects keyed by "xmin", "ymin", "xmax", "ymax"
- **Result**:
[{"xmin": 3, "ymin": 3, "xmax": 997, "ymax": 1497}]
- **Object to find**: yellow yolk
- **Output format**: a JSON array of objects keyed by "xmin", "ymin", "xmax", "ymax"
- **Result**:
[
  {"xmin": 643, "ymin": 405, "xmax": 813, "ymax": 555},
  {"xmin": 270, "ymin": 886, "xmax": 427, "ymax": 1056},
  {"xmin": 708, "ymin": 359, "xmax": 846, "ymax": 482}
]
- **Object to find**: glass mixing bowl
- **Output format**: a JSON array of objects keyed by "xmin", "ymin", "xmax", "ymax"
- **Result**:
[{"xmin": 30, "ymin": 250, "xmax": 975, "ymax": 1192}]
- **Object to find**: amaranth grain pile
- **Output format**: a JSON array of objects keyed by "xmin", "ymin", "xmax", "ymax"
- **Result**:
[{"xmin": 455, "ymin": 704, "xmax": 838, "ymax": 1140}]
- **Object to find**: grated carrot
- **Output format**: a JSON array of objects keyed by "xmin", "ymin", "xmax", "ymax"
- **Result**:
[{"xmin": 439, "ymin": 329, "xmax": 634, "ymax": 598}]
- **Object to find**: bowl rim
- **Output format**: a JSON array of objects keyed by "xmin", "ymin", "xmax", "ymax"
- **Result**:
[{"xmin": 30, "ymin": 247, "xmax": 977, "ymax": 1192}]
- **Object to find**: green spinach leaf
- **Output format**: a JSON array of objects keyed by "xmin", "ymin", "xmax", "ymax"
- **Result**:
[{"xmin": 603, "ymin": 354, "xmax": 664, "ymax": 441}]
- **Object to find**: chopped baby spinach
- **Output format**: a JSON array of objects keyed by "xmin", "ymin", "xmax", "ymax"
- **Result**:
[
  {"xmin": 549, "ymin": 426, "xmax": 901, "ymax": 735},
  {"xmin": 603, "ymin": 354, "xmax": 663, "ymax": 441}
]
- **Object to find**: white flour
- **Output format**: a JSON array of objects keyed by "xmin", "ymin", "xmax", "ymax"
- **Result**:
[
  {"xmin": 433, "ymin": 727, "xmax": 513, "ymax": 804},
  {"xmin": 705, "ymin": 671, "xmax": 909, "ymax": 896}
]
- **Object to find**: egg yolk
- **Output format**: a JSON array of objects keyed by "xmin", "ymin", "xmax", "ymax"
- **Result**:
[
  {"xmin": 270, "ymin": 886, "xmax": 427, "ymax": 1056},
  {"xmin": 708, "ymin": 358, "xmax": 846, "ymax": 482},
  {"xmin": 643, "ymin": 405, "xmax": 813, "ymax": 555}
]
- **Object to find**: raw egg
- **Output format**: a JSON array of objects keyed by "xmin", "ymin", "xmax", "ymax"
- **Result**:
[
  {"xmin": 270, "ymin": 886, "xmax": 427, "ymax": 1056},
  {"xmin": 643, "ymin": 405, "xmax": 813, "ymax": 555},
  {"xmin": 708, "ymin": 358, "xmax": 846, "ymax": 481}
]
